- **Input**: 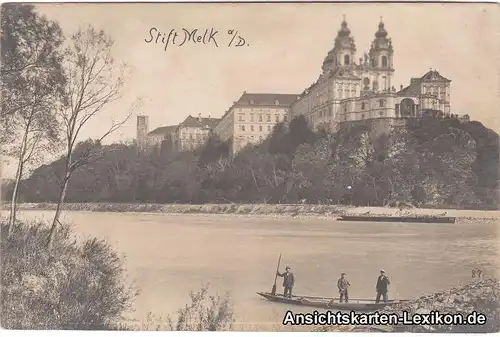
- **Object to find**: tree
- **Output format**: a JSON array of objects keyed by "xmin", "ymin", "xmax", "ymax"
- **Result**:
[
  {"xmin": 46, "ymin": 26, "xmax": 139, "ymax": 246},
  {"xmin": 1, "ymin": 4, "xmax": 65, "ymax": 235}
]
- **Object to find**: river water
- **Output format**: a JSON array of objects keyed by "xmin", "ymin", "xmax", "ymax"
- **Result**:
[{"xmin": 4, "ymin": 210, "xmax": 499, "ymax": 330}]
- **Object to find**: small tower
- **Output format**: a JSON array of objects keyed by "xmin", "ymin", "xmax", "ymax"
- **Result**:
[
  {"xmin": 136, "ymin": 115, "xmax": 149, "ymax": 152},
  {"xmin": 322, "ymin": 15, "xmax": 357, "ymax": 74},
  {"xmin": 368, "ymin": 17, "xmax": 394, "ymax": 92}
]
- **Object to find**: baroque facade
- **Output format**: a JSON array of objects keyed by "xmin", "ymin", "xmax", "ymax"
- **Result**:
[
  {"xmin": 137, "ymin": 17, "xmax": 459, "ymax": 156},
  {"xmin": 213, "ymin": 92, "xmax": 298, "ymax": 154},
  {"xmin": 290, "ymin": 17, "xmax": 452, "ymax": 132}
]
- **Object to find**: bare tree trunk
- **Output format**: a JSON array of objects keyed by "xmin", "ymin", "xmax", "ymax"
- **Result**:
[
  {"xmin": 6, "ymin": 126, "xmax": 29, "ymax": 236},
  {"xmin": 47, "ymin": 150, "xmax": 72, "ymax": 247},
  {"xmin": 46, "ymin": 174, "xmax": 69, "ymax": 247}
]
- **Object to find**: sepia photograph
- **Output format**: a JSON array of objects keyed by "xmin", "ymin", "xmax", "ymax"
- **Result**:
[{"xmin": 0, "ymin": 1, "xmax": 499, "ymax": 333}]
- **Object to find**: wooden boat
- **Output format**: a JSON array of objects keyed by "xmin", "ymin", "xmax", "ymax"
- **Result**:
[
  {"xmin": 257, "ymin": 292, "xmax": 401, "ymax": 311},
  {"xmin": 338, "ymin": 215, "xmax": 456, "ymax": 224}
]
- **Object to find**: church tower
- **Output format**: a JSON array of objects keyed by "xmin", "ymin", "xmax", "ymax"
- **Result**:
[
  {"xmin": 136, "ymin": 115, "xmax": 149, "ymax": 152},
  {"xmin": 368, "ymin": 18, "xmax": 394, "ymax": 92},
  {"xmin": 322, "ymin": 16, "xmax": 357, "ymax": 74}
]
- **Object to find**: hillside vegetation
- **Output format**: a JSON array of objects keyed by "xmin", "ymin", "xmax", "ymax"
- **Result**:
[{"xmin": 2, "ymin": 115, "xmax": 498, "ymax": 210}]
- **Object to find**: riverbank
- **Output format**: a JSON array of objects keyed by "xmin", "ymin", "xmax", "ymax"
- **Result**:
[{"xmin": 1, "ymin": 202, "xmax": 499, "ymax": 221}]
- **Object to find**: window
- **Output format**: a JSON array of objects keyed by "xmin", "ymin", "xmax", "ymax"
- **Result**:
[
  {"xmin": 379, "ymin": 99, "xmax": 385, "ymax": 108},
  {"xmin": 241, "ymin": 125, "xmax": 245, "ymax": 131},
  {"xmin": 259, "ymin": 125, "xmax": 263, "ymax": 131},
  {"xmin": 267, "ymin": 125, "xmax": 271, "ymax": 131},
  {"xmin": 238, "ymin": 114, "xmax": 244, "ymax": 121},
  {"xmin": 275, "ymin": 115, "xmax": 279, "ymax": 122},
  {"xmin": 344, "ymin": 105, "xmax": 347, "ymax": 112},
  {"xmin": 284, "ymin": 115, "xmax": 288, "ymax": 122},
  {"xmin": 362, "ymin": 114, "xmax": 365, "ymax": 119},
  {"xmin": 361, "ymin": 102, "xmax": 366, "ymax": 110},
  {"xmin": 267, "ymin": 115, "xmax": 271, "ymax": 122},
  {"xmin": 259, "ymin": 114, "xmax": 263, "ymax": 122},
  {"xmin": 250, "ymin": 114, "xmax": 254, "ymax": 122},
  {"xmin": 379, "ymin": 111, "xmax": 384, "ymax": 116},
  {"xmin": 250, "ymin": 125, "xmax": 254, "ymax": 131},
  {"xmin": 381, "ymin": 56, "xmax": 388, "ymax": 67},
  {"xmin": 344, "ymin": 54, "xmax": 350, "ymax": 65}
]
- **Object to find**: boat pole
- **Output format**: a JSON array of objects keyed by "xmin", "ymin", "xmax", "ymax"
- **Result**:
[{"xmin": 271, "ymin": 253, "xmax": 282, "ymax": 295}]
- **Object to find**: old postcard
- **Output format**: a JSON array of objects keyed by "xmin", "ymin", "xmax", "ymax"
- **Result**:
[{"xmin": 0, "ymin": 1, "xmax": 499, "ymax": 333}]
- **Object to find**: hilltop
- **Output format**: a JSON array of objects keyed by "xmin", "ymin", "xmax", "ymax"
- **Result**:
[{"xmin": 2, "ymin": 115, "xmax": 498, "ymax": 211}]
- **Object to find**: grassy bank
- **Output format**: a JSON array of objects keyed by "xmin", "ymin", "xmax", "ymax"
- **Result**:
[{"xmin": 1, "ymin": 202, "xmax": 499, "ymax": 220}]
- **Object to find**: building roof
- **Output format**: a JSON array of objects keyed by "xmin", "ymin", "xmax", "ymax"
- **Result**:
[
  {"xmin": 420, "ymin": 70, "xmax": 451, "ymax": 82},
  {"xmin": 148, "ymin": 125, "xmax": 177, "ymax": 136},
  {"xmin": 397, "ymin": 70, "xmax": 451, "ymax": 97},
  {"xmin": 397, "ymin": 80, "xmax": 421, "ymax": 97},
  {"xmin": 180, "ymin": 115, "xmax": 221, "ymax": 129},
  {"xmin": 234, "ymin": 92, "xmax": 299, "ymax": 107}
]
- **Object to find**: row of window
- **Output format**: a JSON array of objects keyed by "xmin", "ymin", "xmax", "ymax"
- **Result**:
[
  {"xmin": 235, "ymin": 108, "xmax": 287, "ymax": 113},
  {"xmin": 237, "ymin": 113, "xmax": 288, "ymax": 123},
  {"xmin": 361, "ymin": 99, "xmax": 386, "ymax": 110},
  {"xmin": 337, "ymin": 89, "xmax": 357, "ymax": 100},
  {"xmin": 237, "ymin": 135, "xmax": 264, "ymax": 141},
  {"xmin": 238, "ymin": 124, "xmax": 272, "ymax": 132},
  {"xmin": 180, "ymin": 133, "xmax": 204, "ymax": 140},
  {"xmin": 316, "ymin": 106, "xmax": 334, "ymax": 118}
]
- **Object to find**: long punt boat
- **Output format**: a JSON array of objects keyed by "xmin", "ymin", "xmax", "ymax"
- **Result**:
[
  {"xmin": 257, "ymin": 292, "xmax": 404, "ymax": 311},
  {"xmin": 338, "ymin": 215, "xmax": 456, "ymax": 224}
]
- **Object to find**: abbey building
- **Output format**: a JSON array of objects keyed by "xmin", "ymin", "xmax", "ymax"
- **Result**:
[
  {"xmin": 290, "ymin": 17, "xmax": 453, "ymax": 132},
  {"xmin": 138, "ymin": 17, "xmax": 462, "ymax": 155}
]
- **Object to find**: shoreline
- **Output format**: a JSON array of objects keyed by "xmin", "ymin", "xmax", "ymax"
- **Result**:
[{"xmin": 1, "ymin": 202, "xmax": 499, "ymax": 220}]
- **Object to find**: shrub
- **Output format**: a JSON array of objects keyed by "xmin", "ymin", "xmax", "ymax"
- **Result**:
[
  {"xmin": 1, "ymin": 219, "xmax": 136, "ymax": 329},
  {"xmin": 140, "ymin": 284, "xmax": 234, "ymax": 331}
]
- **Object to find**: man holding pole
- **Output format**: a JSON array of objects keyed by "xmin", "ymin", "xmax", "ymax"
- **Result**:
[{"xmin": 277, "ymin": 266, "xmax": 295, "ymax": 298}]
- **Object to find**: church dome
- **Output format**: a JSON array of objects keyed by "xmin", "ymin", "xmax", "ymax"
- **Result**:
[
  {"xmin": 375, "ymin": 20, "xmax": 388, "ymax": 38},
  {"xmin": 338, "ymin": 19, "xmax": 351, "ymax": 37}
]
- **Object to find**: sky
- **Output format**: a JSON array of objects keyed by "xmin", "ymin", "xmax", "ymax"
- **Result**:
[{"xmin": 2, "ymin": 2, "xmax": 499, "ymax": 178}]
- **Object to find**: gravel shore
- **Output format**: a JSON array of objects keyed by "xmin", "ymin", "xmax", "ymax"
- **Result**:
[{"xmin": 1, "ymin": 202, "xmax": 499, "ymax": 221}]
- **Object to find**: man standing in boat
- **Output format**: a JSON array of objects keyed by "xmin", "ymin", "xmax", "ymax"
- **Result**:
[
  {"xmin": 375, "ymin": 269, "xmax": 391, "ymax": 303},
  {"xmin": 337, "ymin": 273, "xmax": 350, "ymax": 303},
  {"xmin": 277, "ymin": 266, "xmax": 295, "ymax": 298}
]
